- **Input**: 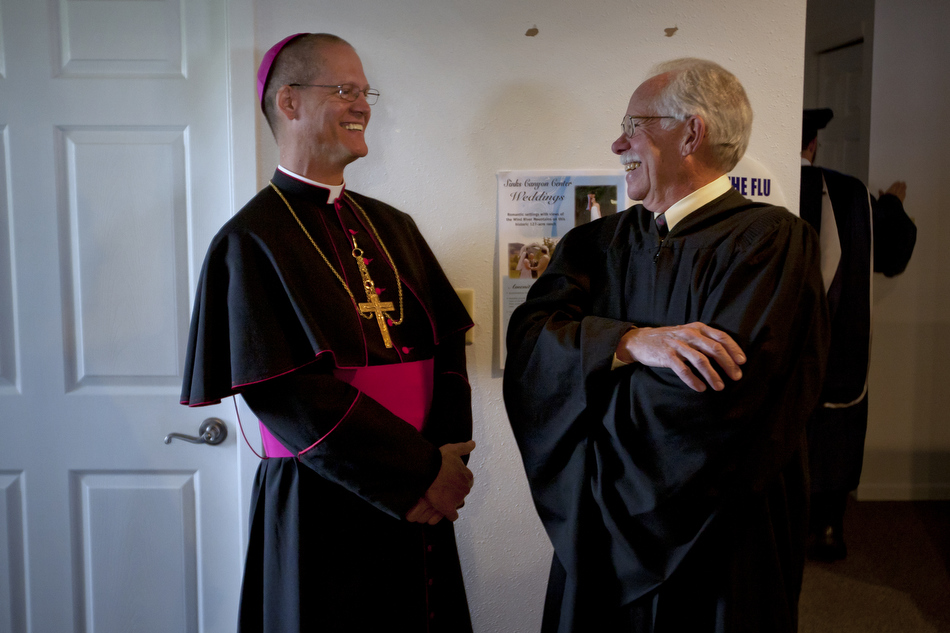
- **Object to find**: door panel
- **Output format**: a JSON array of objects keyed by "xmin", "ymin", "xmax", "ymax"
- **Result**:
[
  {"xmin": 72, "ymin": 472, "xmax": 199, "ymax": 633},
  {"xmin": 56, "ymin": 0, "xmax": 183, "ymax": 77},
  {"xmin": 58, "ymin": 126, "xmax": 190, "ymax": 391}
]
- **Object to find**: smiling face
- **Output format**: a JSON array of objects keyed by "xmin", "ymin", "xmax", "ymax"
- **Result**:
[
  {"xmin": 610, "ymin": 74, "xmax": 688, "ymax": 212},
  {"xmin": 291, "ymin": 42, "xmax": 371, "ymax": 182}
]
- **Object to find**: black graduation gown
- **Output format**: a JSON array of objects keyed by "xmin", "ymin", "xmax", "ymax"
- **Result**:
[
  {"xmin": 799, "ymin": 166, "xmax": 916, "ymax": 493},
  {"xmin": 504, "ymin": 189, "xmax": 828, "ymax": 632},
  {"xmin": 180, "ymin": 170, "xmax": 474, "ymax": 632}
]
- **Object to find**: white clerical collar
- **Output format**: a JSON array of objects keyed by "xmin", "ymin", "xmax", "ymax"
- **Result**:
[
  {"xmin": 277, "ymin": 165, "xmax": 345, "ymax": 204},
  {"xmin": 659, "ymin": 175, "xmax": 732, "ymax": 231}
]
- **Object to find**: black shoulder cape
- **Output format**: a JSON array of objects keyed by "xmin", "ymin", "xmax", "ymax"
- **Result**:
[{"xmin": 181, "ymin": 170, "xmax": 473, "ymax": 406}]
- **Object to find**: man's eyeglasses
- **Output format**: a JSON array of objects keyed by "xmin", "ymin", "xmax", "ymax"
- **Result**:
[
  {"xmin": 289, "ymin": 83, "xmax": 380, "ymax": 105},
  {"xmin": 621, "ymin": 115, "xmax": 678, "ymax": 137}
]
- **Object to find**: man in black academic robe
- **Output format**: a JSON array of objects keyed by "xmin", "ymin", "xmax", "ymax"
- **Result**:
[
  {"xmin": 180, "ymin": 34, "xmax": 475, "ymax": 632},
  {"xmin": 799, "ymin": 108, "xmax": 916, "ymax": 560},
  {"xmin": 504, "ymin": 59, "xmax": 828, "ymax": 632}
]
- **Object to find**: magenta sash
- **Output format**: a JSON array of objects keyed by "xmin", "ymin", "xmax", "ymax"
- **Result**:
[{"xmin": 259, "ymin": 358, "xmax": 435, "ymax": 458}]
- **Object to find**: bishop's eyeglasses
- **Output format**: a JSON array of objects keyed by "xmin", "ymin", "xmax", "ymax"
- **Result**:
[{"xmin": 289, "ymin": 83, "xmax": 380, "ymax": 105}]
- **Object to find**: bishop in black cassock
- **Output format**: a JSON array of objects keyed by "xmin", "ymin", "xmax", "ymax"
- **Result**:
[
  {"xmin": 181, "ymin": 34, "xmax": 475, "ymax": 632},
  {"xmin": 505, "ymin": 60, "xmax": 828, "ymax": 632}
]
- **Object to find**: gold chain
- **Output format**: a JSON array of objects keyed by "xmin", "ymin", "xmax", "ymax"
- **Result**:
[
  {"xmin": 344, "ymin": 192, "xmax": 404, "ymax": 325},
  {"xmin": 268, "ymin": 181, "xmax": 405, "ymax": 326}
]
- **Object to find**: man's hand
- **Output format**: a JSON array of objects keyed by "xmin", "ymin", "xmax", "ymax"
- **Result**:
[
  {"xmin": 405, "ymin": 497, "xmax": 444, "ymax": 525},
  {"xmin": 616, "ymin": 323, "xmax": 746, "ymax": 392},
  {"xmin": 880, "ymin": 181, "xmax": 907, "ymax": 203},
  {"xmin": 409, "ymin": 440, "xmax": 475, "ymax": 523}
]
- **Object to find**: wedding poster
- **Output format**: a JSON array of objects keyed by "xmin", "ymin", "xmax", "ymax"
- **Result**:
[{"xmin": 497, "ymin": 169, "xmax": 628, "ymax": 366}]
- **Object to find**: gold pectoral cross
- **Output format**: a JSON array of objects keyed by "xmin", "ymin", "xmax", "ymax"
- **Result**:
[
  {"xmin": 352, "ymin": 238, "xmax": 395, "ymax": 348},
  {"xmin": 359, "ymin": 290, "xmax": 395, "ymax": 348}
]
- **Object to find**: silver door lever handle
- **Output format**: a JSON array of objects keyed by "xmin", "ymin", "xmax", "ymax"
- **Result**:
[{"xmin": 164, "ymin": 418, "xmax": 228, "ymax": 446}]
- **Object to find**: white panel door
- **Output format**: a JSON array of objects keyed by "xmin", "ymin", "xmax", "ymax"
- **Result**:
[{"xmin": 0, "ymin": 1, "xmax": 243, "ymax": 632}]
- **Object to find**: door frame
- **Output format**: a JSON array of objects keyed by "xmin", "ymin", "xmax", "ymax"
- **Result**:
[{"xmin": 224, "ymin": 0, "xmax": 265, "ymax": 550}]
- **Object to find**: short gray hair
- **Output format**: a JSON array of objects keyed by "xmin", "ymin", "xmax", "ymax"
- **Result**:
[
  {"xmin": 262, "ymin": 33, "xmax": 352, "ymax": 140},
  {"xmin": 648, "ymin": 58, "xmax": 752, "ymax": 172}
]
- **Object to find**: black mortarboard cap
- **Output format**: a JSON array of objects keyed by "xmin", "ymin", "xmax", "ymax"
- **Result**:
[{"xmin": 802, "ymin": 108, "xmax": 834, "ymax": 148}]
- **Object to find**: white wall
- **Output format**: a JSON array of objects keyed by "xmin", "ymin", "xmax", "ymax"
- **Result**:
[
  {"xmin": 861, "ymin": 0, "xmax": 950, "ymax": 500},
  {"xmin": 250, "ymin": 1, "xmax": 807, "ymax": 630}
]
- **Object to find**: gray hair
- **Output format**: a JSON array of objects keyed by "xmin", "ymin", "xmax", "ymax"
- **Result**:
[
  {"xmin": 648, "ymin": 58, "xmax": 752, "ymax": 172},
  {"xmin": 262, "ymin": 33, "xmax": 352, "ymax": 140}
]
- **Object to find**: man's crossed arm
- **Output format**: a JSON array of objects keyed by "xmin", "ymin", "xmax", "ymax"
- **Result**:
[{"xmin": 616, "ymin": 323, "xmax": 746, "ymax": 392}]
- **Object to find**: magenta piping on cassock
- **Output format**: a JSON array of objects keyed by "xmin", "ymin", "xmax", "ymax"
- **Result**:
[
  {"xmin": 182, "ymin": 357, "xmax": 323, "ymax": 406},
  {"xmin": 295, "ymin": 392, "xmax": 360, "ymax": 457},
  {"xmin": 230, "ymin": 356, "xmax": 322, "ymax": 391},
  {"xmin": 440, "ymin": 370, "xmax": 472, "ymax": 388}
]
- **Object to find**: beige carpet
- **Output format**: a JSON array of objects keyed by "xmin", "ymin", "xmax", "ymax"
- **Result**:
[{"xmin": 799, "ymin": 500, "xmax": 950, "ymax": 633}]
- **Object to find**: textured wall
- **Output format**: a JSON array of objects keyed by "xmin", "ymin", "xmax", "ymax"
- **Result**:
[{"xmin": 251, "ymin": 1, "xmax": 807, "ymax": 629}]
